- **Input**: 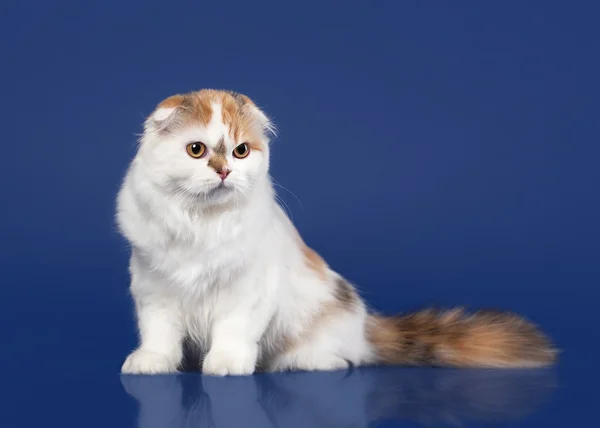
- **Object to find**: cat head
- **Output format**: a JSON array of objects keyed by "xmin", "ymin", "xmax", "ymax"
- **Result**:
[{"xmin": 137, "ymin": 89, "xmax": 275, "ymax": 207}]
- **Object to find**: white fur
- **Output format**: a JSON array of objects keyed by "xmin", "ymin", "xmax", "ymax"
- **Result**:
[
  {"xmin": 116, "ymin": 97, "xmax": 373, "ymax": 375},
  {"xmin": 152, "ymin": 106, "xmax": 176, "ymax": 122}
]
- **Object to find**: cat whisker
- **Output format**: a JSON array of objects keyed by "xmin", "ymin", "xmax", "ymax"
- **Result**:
[
  {"xmin": 272, "ymin": 179, "xmax": 303, "ymax": 210},
  {"xmin": 275, "ymin": 194, "xmax": 294, "ymax": 220}
]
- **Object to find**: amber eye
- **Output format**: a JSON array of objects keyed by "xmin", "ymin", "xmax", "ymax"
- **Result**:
[
  {"xmin": 186, "ymin": 142, "xmax": 207, "ymax": 158},
  {"xmin": 233, "ymin": 143, "xmax": 250, "ymax": 159}
]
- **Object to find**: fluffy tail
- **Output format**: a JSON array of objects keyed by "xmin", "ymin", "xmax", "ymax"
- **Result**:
[{"xmin": 366, "ymin": 308, "xmax": 557, "ymax": 368}]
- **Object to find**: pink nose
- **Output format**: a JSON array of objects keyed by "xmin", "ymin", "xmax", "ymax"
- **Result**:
[{"xmin": 216, "ymin": 168, "xmax": 230, "ymax": 180}]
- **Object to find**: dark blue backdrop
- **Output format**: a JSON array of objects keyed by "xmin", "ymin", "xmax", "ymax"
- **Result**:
[{"xmin": 1, "ymin": 1, "xmax": 598, "ymax": 427}]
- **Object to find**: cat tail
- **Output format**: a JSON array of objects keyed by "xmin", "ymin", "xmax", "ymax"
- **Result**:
[{"xmin": 365, "ymin": 308, "xmax": 557, "ymax": 368}]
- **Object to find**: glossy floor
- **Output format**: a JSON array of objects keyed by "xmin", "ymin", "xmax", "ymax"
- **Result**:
[
  {"xmin": 2, "ymin": 353, "xmax": 592, "ymax": 428},
  {"xmin": 122, "ymin": 368, "xmax": 557, "ymax": 428},
  {"xmin": 2, "ymin": 265, "xmax": 597, "ymax": 427}
]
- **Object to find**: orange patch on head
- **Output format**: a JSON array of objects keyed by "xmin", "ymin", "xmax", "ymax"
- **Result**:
[
  {"xmin": 158, "ymin": 95, "xmax": 185, "ymax": 109},
  {"xmin": 151, "ymin": 89, "xmax": 269, "ymax": 146},
  {"xmin": 150, "ymin": 90, "xmax": 216, "ymax": 130},
  {"xmin": 221, "ymin": 93, "xmax": 243, "ymax": 142},
  {"xmin": 219, "ymin": 90, "xmax": 265, "ymax": 146},
  {"xmin": 193, "ymin": 92, "xmax": 215, "ymax": 125}
]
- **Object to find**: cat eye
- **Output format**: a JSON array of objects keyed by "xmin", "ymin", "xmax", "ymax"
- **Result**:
[
  {"xmin": 233, "ymin": 143, "xmax": 250, "ymax": 159},
  {"xmin": 186, "ymin": 142, "xmax": 207, "ymax": 158}
]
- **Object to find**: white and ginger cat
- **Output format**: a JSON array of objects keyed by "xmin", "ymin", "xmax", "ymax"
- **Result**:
[{"xmin": 116, "ymin": 89, "xmax": 556, "ymax": 375}]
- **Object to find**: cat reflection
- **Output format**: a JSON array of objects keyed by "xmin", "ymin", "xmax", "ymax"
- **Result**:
[{"xmin": 121, "ymin": 367, "xmax": 555, "ymax": 428}]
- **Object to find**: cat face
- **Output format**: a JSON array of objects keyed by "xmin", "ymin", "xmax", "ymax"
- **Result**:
[{"xmin": 138, "ymin": 90, "xmax": 275, "ymax": 207}]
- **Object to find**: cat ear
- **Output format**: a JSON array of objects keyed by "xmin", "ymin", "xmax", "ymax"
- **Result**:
[
  {"xmin": 147, "ymin": 94, "xmax": 185, "ymax": 130},
  {"xmin": 249, "ymin": 104, "xmax": 277, "ymax": 137},
  {"xmin": 228, "ymin": 91, "xmax": 276, "ymax": 139},
  {"xmin": 153, "ymin": 106, "xmax": 177, "ymax": 121},
  {"xmin": 239, "ymin": 100, "xmax": 276, "ymax": 141}
]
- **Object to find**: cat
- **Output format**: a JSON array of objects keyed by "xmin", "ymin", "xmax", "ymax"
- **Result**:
[{"xmin": 116, "ymin": 89, "xmax": 556, "ymax": 375}]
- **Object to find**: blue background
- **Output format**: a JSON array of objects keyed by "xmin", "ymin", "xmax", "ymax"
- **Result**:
[{"xmin": 1, "ymin": 1, "xmax": 598, "ymax": 426}]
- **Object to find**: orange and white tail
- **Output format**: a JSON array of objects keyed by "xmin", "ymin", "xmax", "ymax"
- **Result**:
[{"xmin": 366, "ymin": 308, "xmax": 557, "ymax": 368}]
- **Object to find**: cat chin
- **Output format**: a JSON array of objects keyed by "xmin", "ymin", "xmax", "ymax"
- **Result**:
[
  {"xmin": 166, "ymin": 179, "xmax": 238, "ymax": 206},
  {"xmin": 186, "ymin": 181, "xmax": 253, "ymax": 209},
  {"xmin": 203, "ymin": 184, "xmax": 237, "ymax": 205}
]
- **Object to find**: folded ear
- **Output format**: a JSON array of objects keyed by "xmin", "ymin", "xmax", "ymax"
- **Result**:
[
  {"xmin": 146, "ymin": 94, "xmax": 186, "ymax": 131},
  {"xmin": 247, "ymin": 103, "xmax": 276, "ymax": 138},
  {"xmin": 225, "ymin": 90, "xmax": 276, "ymax": 139}
]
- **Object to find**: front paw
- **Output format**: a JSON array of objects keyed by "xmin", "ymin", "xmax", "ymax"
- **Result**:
[
  {"xmin": 121, "ymin": 349, "xmax": 178, "ymax": 374},
  {"xmin": 202, "ymin": 346, "xmax": 257, "ymax": 376}
]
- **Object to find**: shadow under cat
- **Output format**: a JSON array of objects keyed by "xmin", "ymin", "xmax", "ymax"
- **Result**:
[{"xmin": 121, "ymin": 366, "xmax": 556, "ymax": 428}]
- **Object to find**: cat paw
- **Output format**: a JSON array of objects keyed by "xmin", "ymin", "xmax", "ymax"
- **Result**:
[
  {"xmin": 202, "ymin": 347, "xmax": 257, "ymax": 376},
  {"xmin": 121, "ymin": 349, "xmax": 178, "ymax": 374}
]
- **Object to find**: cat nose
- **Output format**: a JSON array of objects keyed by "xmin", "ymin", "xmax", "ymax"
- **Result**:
[{"xmin": 216, "ymin": 167, "xmax": 231, "ymax": 180}]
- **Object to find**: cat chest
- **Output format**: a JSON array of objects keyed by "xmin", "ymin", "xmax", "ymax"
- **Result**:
[{"xmin": 147, "ymin": 235, "xmax": 251, "ymax": 290}]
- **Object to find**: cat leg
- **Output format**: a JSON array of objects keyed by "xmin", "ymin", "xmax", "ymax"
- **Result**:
[
  {"xmin": 202, "ymin": 272, "xmax": 277, "ymax": 376},
  {"xmin": 201, "ymin": 312, "xmax": 262, "ymax": 376},
  {"xmin": 121, "ymin": 297, "xmax": 184, "ymax": 374},
  {"xmin": 273, "ymin": 346, "xmax": 350, "ymax": 372},
  {"xmin": 269, "ymin": 308, "xmax": 368, "ymax": 372},
  {"xmin": 122, "ymin": 257, "xmax": 184, "ymax": 374}
]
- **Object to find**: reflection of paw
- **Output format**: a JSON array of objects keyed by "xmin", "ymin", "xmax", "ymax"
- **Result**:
[
  {"xmin": 120, "ymin": 372, "xmax": 183, "ymax": 402},
  {"xmin": 121, "ymin": 349, "xmax": 178, "ymax": 374},
  {"xmin": 202, "ymin": 347, "xmax": 257, "ymax": 376}
]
